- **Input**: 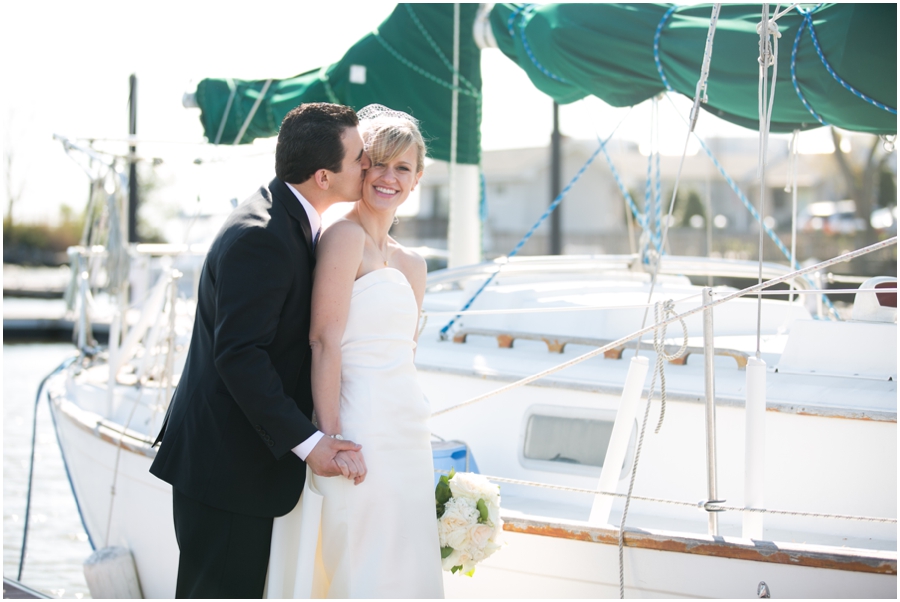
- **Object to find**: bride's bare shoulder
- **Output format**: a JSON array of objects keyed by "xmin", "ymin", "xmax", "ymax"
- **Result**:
[
  {"xmin": 320, "ymin": 218, "xmax": 365, "ymax": 245},
  {"xmin": 393, "ymin": 244, "xmax": 427, "ymax": 289}
]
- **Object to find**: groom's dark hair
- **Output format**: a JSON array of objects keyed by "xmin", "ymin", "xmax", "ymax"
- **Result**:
[{"xmin": 276, "ymin": 103, "xmax": 359, "ymax": 184}]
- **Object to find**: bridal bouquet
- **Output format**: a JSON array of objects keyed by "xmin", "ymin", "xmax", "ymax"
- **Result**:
[{"xmin": 435, "ymin": 469, "xmax": 504, "ymax": 576}]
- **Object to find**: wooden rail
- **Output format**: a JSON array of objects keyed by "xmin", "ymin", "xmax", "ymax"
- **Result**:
[{"xmin": 453, "ymin": 328, "xmax": 748, "ymax": 369}]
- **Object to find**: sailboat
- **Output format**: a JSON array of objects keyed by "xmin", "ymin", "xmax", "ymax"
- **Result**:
[{"xmin": 45, "ymin": 3, "xmax": 896, "ymax": 598}]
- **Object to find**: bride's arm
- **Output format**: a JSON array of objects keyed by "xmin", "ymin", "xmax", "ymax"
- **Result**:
[
  {"xmin": 402, "ymin": 250, "xmax": 428, "ymax": 347},
  {"xmin": 309, "ymin": 221, "xmax": 365, "ymax": 436}
]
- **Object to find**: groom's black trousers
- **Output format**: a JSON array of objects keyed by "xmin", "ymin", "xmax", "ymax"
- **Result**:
[{"xmin": 172, "ymin": 488, "xmax": 273, "ymax": 598}]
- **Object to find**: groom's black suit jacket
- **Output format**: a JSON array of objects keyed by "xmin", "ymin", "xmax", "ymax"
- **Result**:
[{"xmin": 150, "ymin": 177, "xmax": 318, "ymax": 518}]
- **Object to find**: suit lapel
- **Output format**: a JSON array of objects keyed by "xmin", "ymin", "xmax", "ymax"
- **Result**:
[{"xmin": 269, "ymin": 177, "xmax": 314, "ymax": 259}]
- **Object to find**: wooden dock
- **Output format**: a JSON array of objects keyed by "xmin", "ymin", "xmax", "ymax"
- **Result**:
[
  {"xmin": 2, "ymin": 578, "xmax": 49, "ymax": 599},
  {"xmin": 3, "ymin": 265, "xmax": 71, "ymax": 299},
  {"xmin": 3, "ymin": 307, "xmax": 109, "ymax": 343}
]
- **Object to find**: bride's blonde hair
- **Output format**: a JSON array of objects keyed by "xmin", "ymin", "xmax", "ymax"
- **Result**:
[{"xmin": 358, "ymin": 105, "xmax": 426, "ymax": 173}]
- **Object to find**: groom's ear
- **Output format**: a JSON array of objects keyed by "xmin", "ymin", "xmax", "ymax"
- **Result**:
[{"xmin": 313, "ymin": 169, "xmax": 330, "ymax": 190}]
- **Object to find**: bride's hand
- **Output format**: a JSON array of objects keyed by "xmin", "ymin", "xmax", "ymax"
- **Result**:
[
  {"xmin": 306, "ymin": 436, "xmax": 362, "ymax": 479},
  {"xmin": 335, "ymin": 449, "xmax": 367, "ymax": 485}
]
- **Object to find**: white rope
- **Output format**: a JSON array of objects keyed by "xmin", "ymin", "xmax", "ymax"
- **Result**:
[
  {"xmin": 714, "ymin": 287, "xmax": 898, "ymax": 297},
  {"xmin": 213, "ymin": 78, "xmax": 237, "ymax": 145},
  {"xmin": 787, "ymin": 130, "xmax": 800, "ymax": 306},
  {"xmin": 233, "ymin": 78, "xmax": 272, "ymax": 146},
  {"xmin": 756, "ymin": 5, "xmax": 782, "ymax": 359},
  {"xmin": 651, "ymin": 301, "xmax": 689, "ymax": 434},
  {"xmin": 635, "ymin": 4, "xmax": 722, "ymax": 361},
  {"xmin": 618, "ymin": 301, "xmax": 688, "ymax": 598},
  {"xmin": 771, "ymin": 3, "xmax": 800, "ymax": 21},
  {"xmin": 433, "ymin": 471, "xmax": 896, "ymax": 524}
]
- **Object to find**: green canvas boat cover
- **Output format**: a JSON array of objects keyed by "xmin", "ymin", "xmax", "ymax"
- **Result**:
[
  {"xmin": 193, "ymin": 3, "xmax": 895, "ymax": 164},
  {"xmin": 490, "ymin": 3, "xmax": 895, "ymax": 135},
  {"xmin": 195, "ymin": 4, "xmax": 482, "ymax": 164}
]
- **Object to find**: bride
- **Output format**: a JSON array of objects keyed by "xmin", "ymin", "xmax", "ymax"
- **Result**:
[{"xmin": 265, "ymin": 105, "xmax": 444, "ymax": 598}]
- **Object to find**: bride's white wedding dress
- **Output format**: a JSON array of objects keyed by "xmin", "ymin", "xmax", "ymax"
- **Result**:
[{"xmin": 265, "ymin": 267, "xmax": 444, "ymax": 599}]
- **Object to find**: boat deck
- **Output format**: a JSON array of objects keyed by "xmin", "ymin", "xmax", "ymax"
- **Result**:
[{"xmin": 2, "ymin": 578, "xmax": 49, "ymax": 599}]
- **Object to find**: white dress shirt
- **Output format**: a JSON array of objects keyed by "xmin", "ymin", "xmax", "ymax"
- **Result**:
[{"xmin": 286, "ymin": 184, "xmax": 325, "ymax": 461}]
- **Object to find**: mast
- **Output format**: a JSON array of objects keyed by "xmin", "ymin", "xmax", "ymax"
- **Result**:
[
  {"xmin": 550, "ymin": 101, "xmax": 562, "ymax": 255},
  {"xmin": 128, "ymin": 74, "xmax": 138, "ymax": 243},
  {"xmin": 446, "ymin": 3, "xmax": 481, "ymax": 268}
]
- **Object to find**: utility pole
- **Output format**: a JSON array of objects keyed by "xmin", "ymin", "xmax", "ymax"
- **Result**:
[
  {"xmin": 550, "ymin": 101, "xmax": 562, "ymax": 255},
  {"xmin": 128, "ymin": 74, "xmax": 138, "ymax": 243}
]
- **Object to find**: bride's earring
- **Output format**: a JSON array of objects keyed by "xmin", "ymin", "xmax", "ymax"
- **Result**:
[{"xmin": 393, "ymin": 215, "xmax": 400, "ymax": 226}]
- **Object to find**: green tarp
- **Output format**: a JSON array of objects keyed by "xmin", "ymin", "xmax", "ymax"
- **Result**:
[
  {"xmin": 490, "ymin": 3, "xmax": 896, "ymax": 134},
  {"xmin": 195, "ymin": 3, "xmax": 482, "ymax": 164},
  {"xmin": 193, "ymin": 3, "xmax": 896, "ymax": 162}
]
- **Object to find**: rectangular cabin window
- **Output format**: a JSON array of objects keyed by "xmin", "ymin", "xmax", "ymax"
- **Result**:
[{"xmin": 523, "ymin": 414, "xmax": 615, "ymax": 468}]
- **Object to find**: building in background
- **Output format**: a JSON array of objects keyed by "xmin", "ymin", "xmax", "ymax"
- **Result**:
[{"xmin": 392, "ymin": 133, "xmax": 896, "ymax": 265}]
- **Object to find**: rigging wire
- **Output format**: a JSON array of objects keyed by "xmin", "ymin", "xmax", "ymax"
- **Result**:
[
  {"xmin": 660, "ymin": 92, "xmax": 842, "ymax": 320},
  {"xmin": 635, "ymin": 4, "xmax": 723, "ymax": 358},
  {"xmin": 437, "ymin": 109, "xmax": 633, "ymax": 339},
  {"xmin": 18, "ymin": 356, "xmax": 79, "ymax": 581},
  {"xmin": 755, "ymin": 4, "xmax": 782, "ymax": 358}
]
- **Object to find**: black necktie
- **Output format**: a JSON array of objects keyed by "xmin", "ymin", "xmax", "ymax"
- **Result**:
[{"xmin": 313, "ymin": 226, "xmax": 322, "ymax": 250}]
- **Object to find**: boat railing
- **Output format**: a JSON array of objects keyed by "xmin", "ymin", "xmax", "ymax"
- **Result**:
[
  {"xmin": 426, "ymin": 253, "xmax": 815, "ymax": 291},
  {"xmin": 67, "ymin": 244, "xmax": 202, "ymax": 414}
]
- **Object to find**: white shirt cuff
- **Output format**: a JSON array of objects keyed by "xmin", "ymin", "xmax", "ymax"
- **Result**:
[{"xmin": 292, "ymin": 431, "xmax": 325, "ymax": 462}]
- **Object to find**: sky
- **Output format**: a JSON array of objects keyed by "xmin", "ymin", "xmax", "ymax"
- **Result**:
[{"xmin": 2, "ymin": 1, "xmax": 837, "ymax": 228}]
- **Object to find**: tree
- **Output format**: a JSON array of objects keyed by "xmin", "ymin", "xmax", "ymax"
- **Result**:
[
  {"xmin": 3, "ymin": 110, "xmax": 27, "ymax": 228},
  {"xmin": 679, "ymin": 190, "xmax": 706, "ymax": 227},
  {"xmin": 830, "ymin": 127, "xmax": 895, "ymax": 240},
  {"xmin": 877, "ymin": 166, "xmax": 896, "ymax": 208}
]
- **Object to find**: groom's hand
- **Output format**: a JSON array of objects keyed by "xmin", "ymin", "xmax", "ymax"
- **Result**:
[{"xmin": 306, "ymin": 436, "xmax": 363, "ymax": 479}]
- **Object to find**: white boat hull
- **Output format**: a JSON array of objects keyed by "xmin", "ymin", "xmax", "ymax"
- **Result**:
[{"xmin": 49, "ymin": 374, "xmax": 896, "ymax": 599}]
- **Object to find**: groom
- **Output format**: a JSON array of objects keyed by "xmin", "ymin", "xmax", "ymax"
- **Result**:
[{"xmin": 150, "ymin": 103, "xmax": 370, "ymax": 598}]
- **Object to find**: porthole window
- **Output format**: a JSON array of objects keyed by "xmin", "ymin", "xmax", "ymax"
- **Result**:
[{"xmin": 519, "ymin": 405, "xmax": 636, "ymax": 478}]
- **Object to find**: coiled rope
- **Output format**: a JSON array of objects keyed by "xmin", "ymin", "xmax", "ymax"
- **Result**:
[{"xmin": 616, "ymin": 301, "xmax": 689, "ymax": 598}]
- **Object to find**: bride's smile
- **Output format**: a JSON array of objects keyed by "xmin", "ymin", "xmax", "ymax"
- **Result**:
[{"xmin": 362, "ymin": 145, "xmax": 421, "ymax": 211}]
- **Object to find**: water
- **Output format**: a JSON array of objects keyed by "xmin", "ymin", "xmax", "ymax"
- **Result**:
[{"xmin": 3, "ymin": 342, "xmax": 92, "ymax": 599}]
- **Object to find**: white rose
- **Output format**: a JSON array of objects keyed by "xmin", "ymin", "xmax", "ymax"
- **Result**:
[
  {"xmin": 438, "ymin": 497, "xmax": 479, "ymax": 550},
  {"xmin": 449, "ymin": 472, "xmax": 498, "ymax": 504},
  {"xmin": 467, "ymin": 523, "xmax": 493, "ymax": 551},
  {"xmin": 456, "ymin": 551, "xmax": 476, "ymax": 574},
  {"xmin": 482, "ymin": 539, "xmax": 502, "ymax": 560}
]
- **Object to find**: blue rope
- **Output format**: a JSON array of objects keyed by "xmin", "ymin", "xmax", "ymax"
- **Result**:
[
  {"xmin": 803, "ymin": 13, "xmax": 897, "ymax": 115},
  {"xmin": 480, "ymin": 172, "xmax": 488, "ymax": 222},
  {"xmin": 439, "ymin": 138, "xmax": 606, "ymax": 338},
  {"xmin": 506, "ymin": 4, "xmax": 528, "ymax": 37},
  {"xmin": 643, "ymin": 150, "xmax": 654, "ymax": 255},
  {"xmin": 654, "ymin": 144, "xmax": 663, "ymax": 252},
  {"xmin": 600, "ymin": 139, "xmax": 647, "ymax": 231},
  {"xmin": 654, "ymin": 6, "xmax": 678, "ymax": 92},
  {"xmin": 508, "ymin": 4, "xmax": 569, "ymax": 84},
  {"xmin": 790, "ymin": 13, "xmax": 828, "ymax": 126},
  {"xmin": 693, "ymin": 133, "xmax": 840, "ymax": 319}
]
